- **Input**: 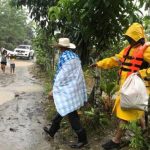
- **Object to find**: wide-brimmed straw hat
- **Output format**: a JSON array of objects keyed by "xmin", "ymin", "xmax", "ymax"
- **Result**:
[{"xmin": 54, "ymin": 38, "xmax": 76, "ymax": 49}]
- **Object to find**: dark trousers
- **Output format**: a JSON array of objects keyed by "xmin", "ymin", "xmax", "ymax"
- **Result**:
[
  {"xmin": 50, "ymin": 110, "xmax": 83, "ymax": 133},
  {"xmin": 49, "ymin": 110, "xmax": 87, "ymax": 142}
]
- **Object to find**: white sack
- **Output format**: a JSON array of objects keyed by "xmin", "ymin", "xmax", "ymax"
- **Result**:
[{"xmin": 120, "ymin": 73, "xmax": 149, "ymax": 111}]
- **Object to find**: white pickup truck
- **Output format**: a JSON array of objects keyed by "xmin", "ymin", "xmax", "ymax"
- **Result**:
[{"xmin": 14, "ymin": 45, "xmax": 34, "ymax": 59}]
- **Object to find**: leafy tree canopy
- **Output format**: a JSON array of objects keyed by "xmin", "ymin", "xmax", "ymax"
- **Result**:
[
  {"xmin": 0, "ymin": 0, "xmax": 34, "ymax": 50},
  {"xmin": 11, "ymin": 0, "xmax": 150, "ymax": 64}
]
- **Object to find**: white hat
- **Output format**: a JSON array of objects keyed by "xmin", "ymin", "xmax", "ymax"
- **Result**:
[{"xmin": 55, "ymin": 38, "xmax": 76, "ymax": 49}]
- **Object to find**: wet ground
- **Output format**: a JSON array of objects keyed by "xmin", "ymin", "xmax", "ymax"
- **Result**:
[
  {"xmin": 0, "ymin": 59, "xmax": 111, "ymax": 150},
  {"xmin": 0, "ymin": 59, "xmax": 51, "ymax": 150},
  {"xmin": 0, "ymin": 59, "xmax": 130, "ymax": 150}
]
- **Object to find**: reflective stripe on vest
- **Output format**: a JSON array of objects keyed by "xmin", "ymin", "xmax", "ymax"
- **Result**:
[{"xmin": 120, "ymin": 43, "xmax": 149, "ymax": 77}]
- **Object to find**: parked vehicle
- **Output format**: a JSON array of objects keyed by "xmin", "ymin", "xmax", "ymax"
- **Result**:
[{"xmin": 14, "ymin": 45, "xmax": 34, "ymax": 59}]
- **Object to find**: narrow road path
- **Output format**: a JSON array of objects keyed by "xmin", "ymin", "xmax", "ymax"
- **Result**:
[
  {"xmin": 0, "ymin": 60, "xmax": 51, "ymax": 150},
  {"xmin": 0, "ymin": 59, "xmax": 129, "ymax": 150}
]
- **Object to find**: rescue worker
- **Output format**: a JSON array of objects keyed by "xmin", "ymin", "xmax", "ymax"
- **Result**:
[{"xmin": 90, "ymin": 22, "xmax": 150, "ymax": 149}]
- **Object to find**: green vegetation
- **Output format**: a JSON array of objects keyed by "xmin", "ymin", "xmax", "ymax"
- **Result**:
[
  {"xmin": 9, "ymin": 0, "xmax": 150, "ymax": 149},
  {"xmin": 11, "ymin": 0, "xmax": 150, "ymax": 65},
  {"xmin": 144, "ymin": 16, "xmax": 150, "ymax": 40},
  {"xmin": 0, "ymin": 0, "xmax": 33, "ymax": 50},
  {"xmin": 121, "ymin": 121, "xmax": 150, "ymax": 150}
]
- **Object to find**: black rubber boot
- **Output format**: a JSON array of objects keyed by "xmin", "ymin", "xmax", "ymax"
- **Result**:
[
  {"xmin": 102, "ymin": 140, "xmax": 120, "ymax": 150},
  {"xmin": 43, "ymin": 123, "xmax": 60, "ymax": 137},
  {"xmin": 43, "ymin": 113, "xmax": 63, "ymax": 137},
  {"xmin": 70, "ymin": 129, "xmax": 88, "ymax": 149}
]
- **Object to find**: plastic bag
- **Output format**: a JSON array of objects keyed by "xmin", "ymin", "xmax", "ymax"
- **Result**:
[{"xmin": 120, "ymin": 73, "xmax": 149, "ymax": 111}]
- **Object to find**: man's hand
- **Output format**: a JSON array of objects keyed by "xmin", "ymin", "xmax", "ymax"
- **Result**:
[
  {"xmin": 48, "ymin": 90, "xmax": 53, "ymax": 100},
  {"xmin": 89, "ymin": 63, "xmax": 97, "ymax": 68}
]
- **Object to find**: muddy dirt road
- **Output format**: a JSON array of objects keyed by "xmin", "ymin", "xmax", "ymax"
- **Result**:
[
  {"xmin": 0, "ymin": 59, "xmax": 130, "ymax": 150},
  {"xmin": 0, "ymin": 59, "xmax": 51, "ymax": 150}
]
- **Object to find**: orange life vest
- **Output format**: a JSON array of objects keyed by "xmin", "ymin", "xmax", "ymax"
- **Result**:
[{"xmin": 120, "ymin": 43, "xmax": 149, "ymax": 77}]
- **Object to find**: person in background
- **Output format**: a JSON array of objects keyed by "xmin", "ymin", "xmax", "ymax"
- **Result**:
[
  {"xmin": 43, "ymin": 38, "xmax": 88, "ymax": 149},
  {"xmin": 90, "ymin": 23, "xmax": 150, "ymax": 150},
  {"xmin": 9, "ymin": 54, "xmax": 16, "ymax": 74},
  {"xmin": 1, "ymin": 49, "xmax": 8, "ymax": 73}
]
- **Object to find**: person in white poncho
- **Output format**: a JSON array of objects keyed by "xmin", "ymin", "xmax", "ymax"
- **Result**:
[{"xmin": 43, "ymin": 38, "xmax": 88, "ymax": 149}]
